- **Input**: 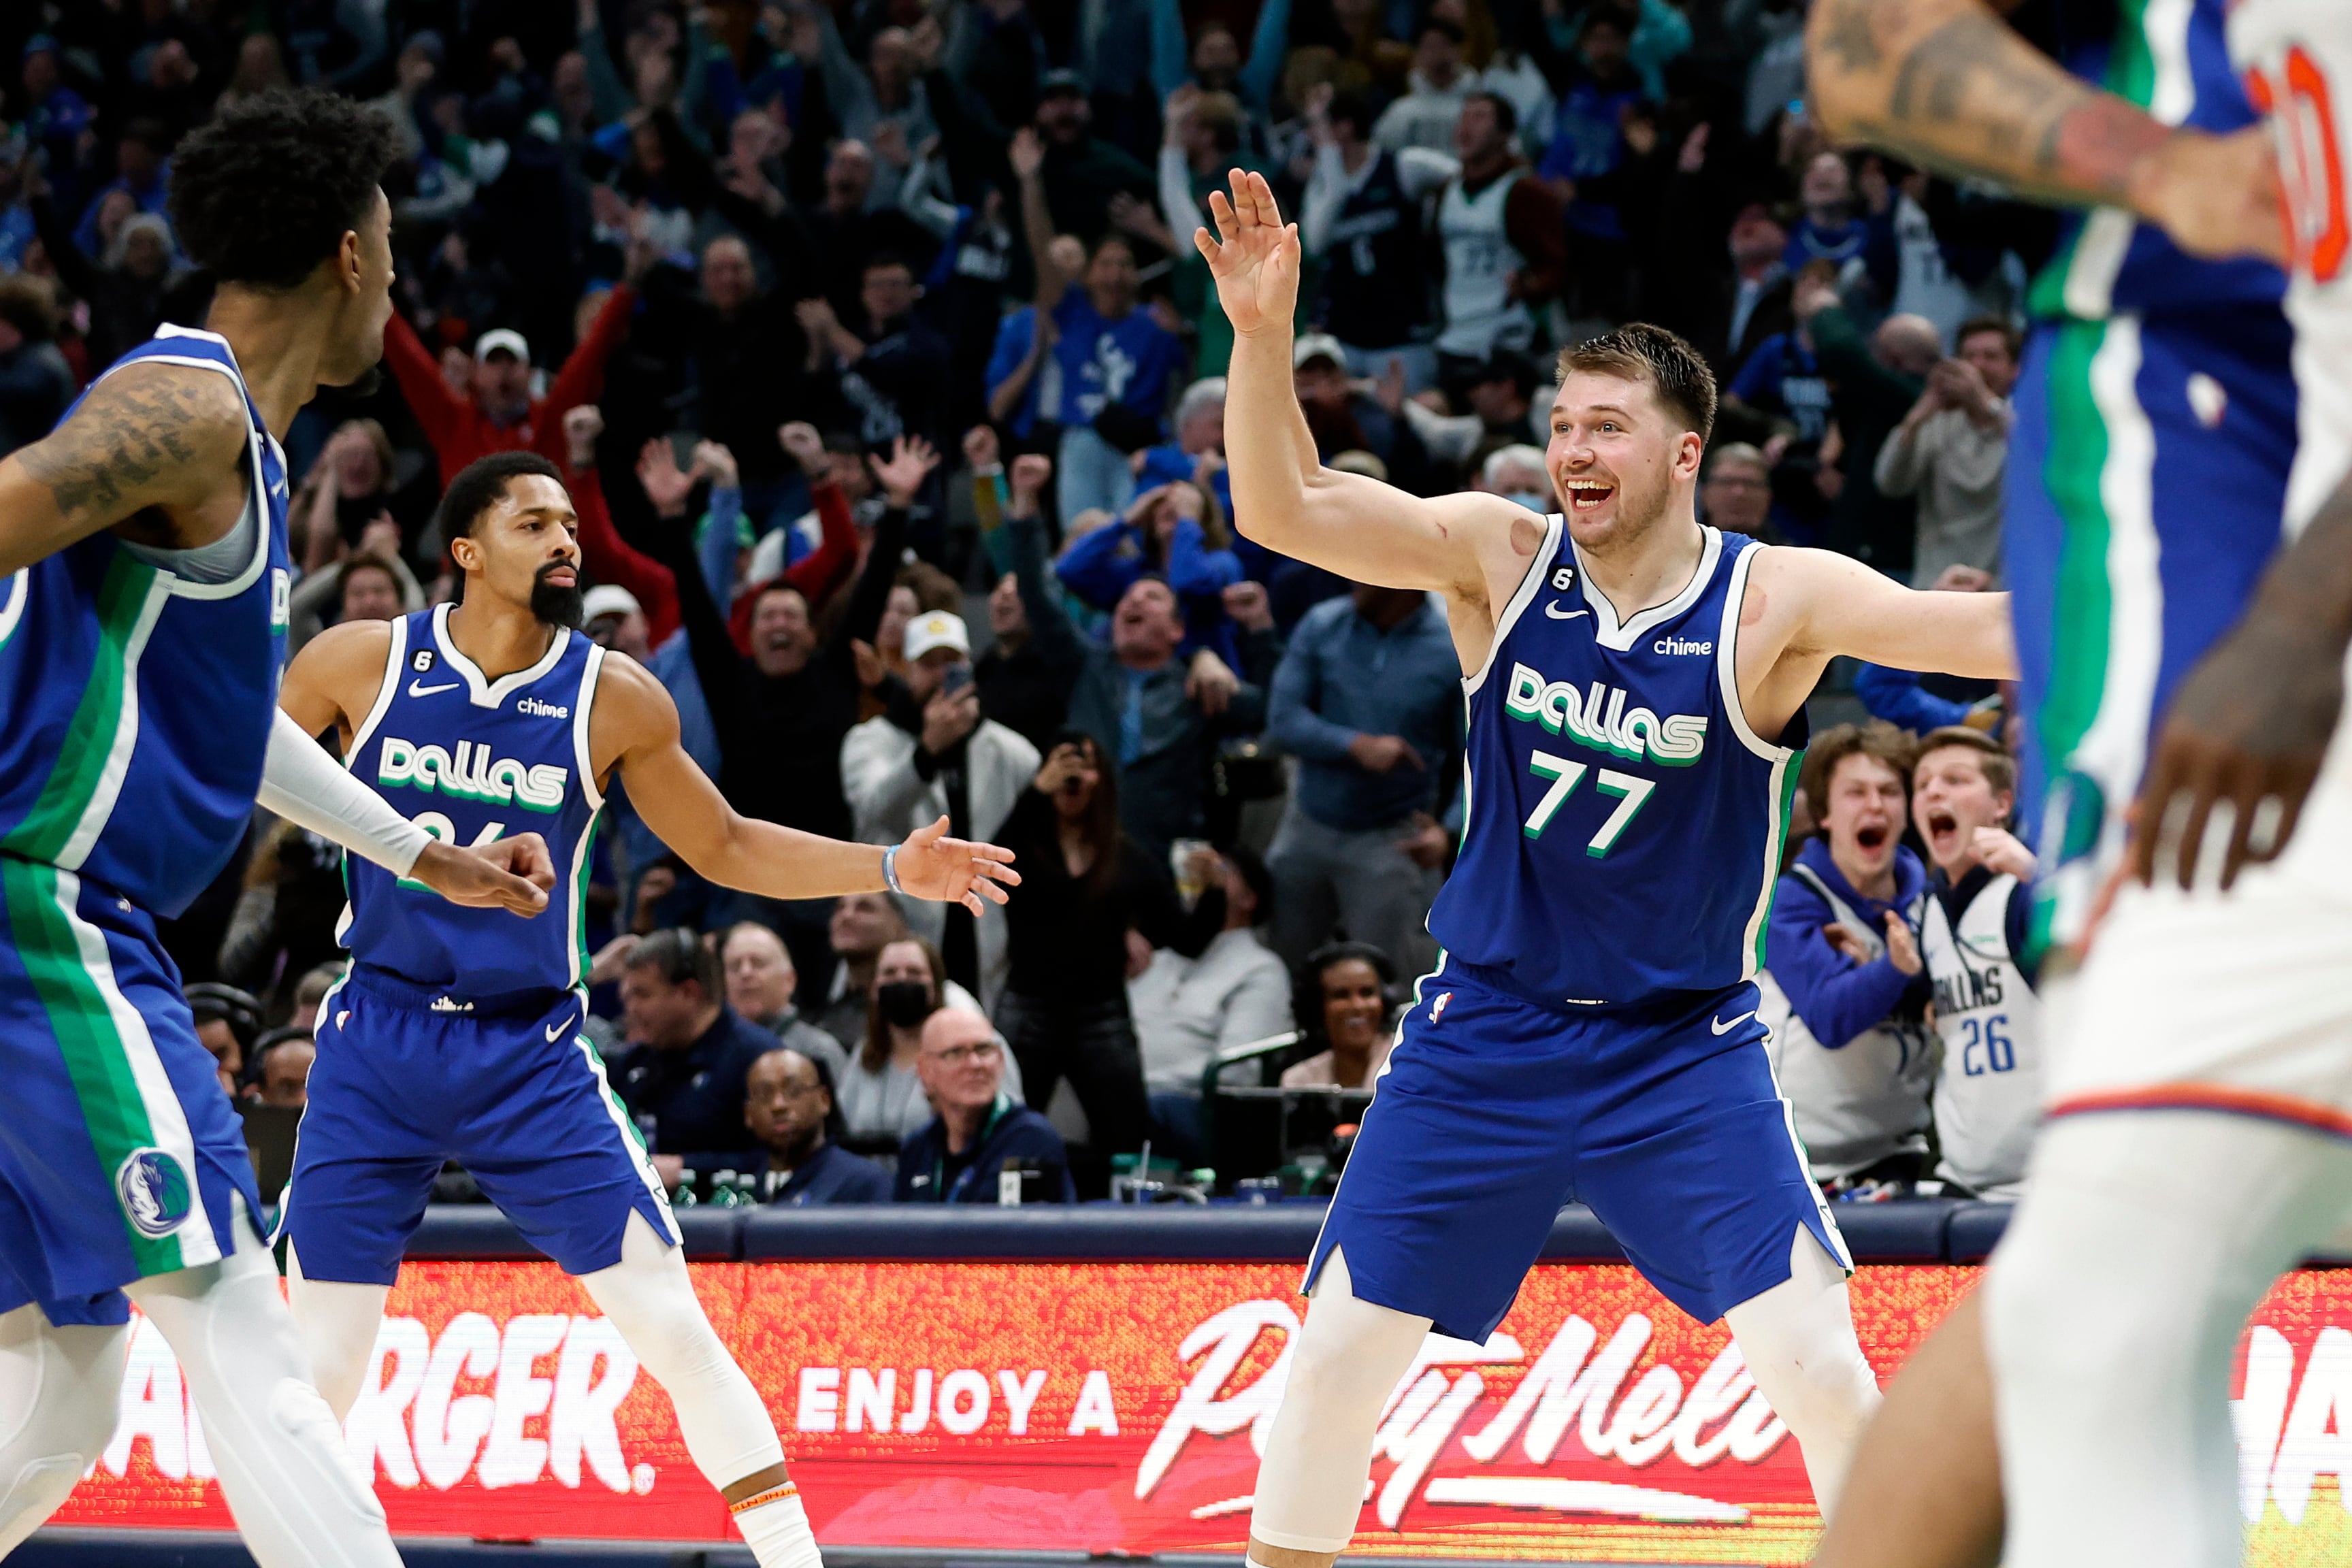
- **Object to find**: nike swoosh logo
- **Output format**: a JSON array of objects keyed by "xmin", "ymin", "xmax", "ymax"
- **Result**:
[
  {"xmin": 408, "ymin": 679, "xmax": 460, "ymax": 697},
  {"xmin": 547, "ymin": 1015, "xmax": 577, "ymax": 1043},
  {"xmin": 1544, "ymin": 602, "xmax": 1589, "ymax": 620},
  {"xmin": 1711, "ymin": 1010, "xmax": 1757, "ymax": 1036}
]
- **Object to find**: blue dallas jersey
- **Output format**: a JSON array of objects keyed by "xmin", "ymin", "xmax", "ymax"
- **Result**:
[
  {"xmin": 2026, "ymin": 0, "xmax": 2283, "ymax": 321},
  {"xmin": 337, "ymin": 606, "xmax": 606, "ymax": 1004},
  {"xmin": 0, "ymin": 325, "xmax": 291, "ymax": 917},
  {"xmin": 1426, "ymin": 522, "xmax": 1805, "ymax": 1007}
]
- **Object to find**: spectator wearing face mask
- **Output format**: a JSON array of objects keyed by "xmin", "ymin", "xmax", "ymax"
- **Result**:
[
  {"xmin": 1911, "ymin": 729, "xmax": 2042, "ymax": 1200},
  {"xmin": 836, "ymin": 936, "xmax": 1020, "ymax": 1146},
  {"xmin": 813, "ymin": 892, "xmax": 911, "ymax": 1050},
  {"xmin": 1757, "ymin": 723, "xmax": 1936, "ymax": 1195}
]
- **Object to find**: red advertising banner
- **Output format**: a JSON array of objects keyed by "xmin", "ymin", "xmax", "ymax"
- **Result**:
[{"xmin": 50, "ymin": 1260, "xmax": 2352, "ymax": 1563}]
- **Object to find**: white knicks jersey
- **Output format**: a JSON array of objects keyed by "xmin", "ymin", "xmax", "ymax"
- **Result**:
[
  {"xmin": 2232, "ymin": 2, "xmax": 2352, "ymax": 528},
  {"xmin": 1921, "ymin": 872, "xmax": 2042, "ymax": 1200}
]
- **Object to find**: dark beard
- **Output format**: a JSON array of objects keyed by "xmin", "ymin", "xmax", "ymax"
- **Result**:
[{"xmin": 532, "ymin": 570, "xmax": 584, "ymax": 628}]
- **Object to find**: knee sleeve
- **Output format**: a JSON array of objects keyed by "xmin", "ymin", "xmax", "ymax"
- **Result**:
[
  {"xmin": 1986, "ymin": 1113, "xmax": 2352, "ymax": 1568},
  {"xmin": 1249, "ymin": 1249, "xmax": 1434, "ymax": 1555},
  {"xmin": 284, "ymin": 1243, "xmax": 392, "ymax": 1425},
  {"xmin": 1722, "ymin": 1227, "xmax": 1880, "ymax": 1516},
  {"xmin": 0, "ymin": 1305, "xmax": 130, "ymax": 1556},
  {"xmin": 125, "ymin": 1207, "xmax": 399, "ymax": 1568},
  {"xmin": 579, "ymin": 1210, "xmax": 785, "ymax": 1488}
]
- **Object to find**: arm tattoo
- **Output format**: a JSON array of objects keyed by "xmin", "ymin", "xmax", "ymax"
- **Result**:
[
  {"xmin": 1812, "ymin": 0, "xmax": 2167, "ymax": 209},
  {"xmin": 17, "ymin": 372, "xmax": 232, "ymax": 530}
]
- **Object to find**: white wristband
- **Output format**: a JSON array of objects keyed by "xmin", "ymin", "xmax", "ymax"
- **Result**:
[
  {"xmin": 257, "ymin": 708, "xmax": 432, "ymax": 877},
  {"xmin": 881, "ymin": 843, "xmax": 905, "ymax": 895}
]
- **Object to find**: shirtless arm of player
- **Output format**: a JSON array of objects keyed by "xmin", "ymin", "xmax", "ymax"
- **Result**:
[
  {"xmin": 1803, "ymin": 0, "xmax": 2286, "ymax": 264},
  {"xmin": 1202, "ymin": 169, "xmax": 1563, "ymax": 677},
  {"xmin": 275, "ymin": 621, "xmax": 562, "ymax": 915},
  {"xmin": 0, "ymin": 361, "xmax": 254, "ymax": 574},
  {"xmin": 589, "ymin": 653, "xmax": 1020, "ymax": 914},
  {"xmin": 1734, "ymin": 546, "xmax": 2017, "ymax": 739}
]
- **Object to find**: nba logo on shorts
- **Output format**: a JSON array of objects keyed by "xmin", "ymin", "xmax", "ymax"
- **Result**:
[
  {"xmin": 1430, "ymin": 992, "xmax": 1453, "ymax": 1023},
  {"xmin": 115, "ymin": 1148, "xmax": 192, "ymax": 1238}
]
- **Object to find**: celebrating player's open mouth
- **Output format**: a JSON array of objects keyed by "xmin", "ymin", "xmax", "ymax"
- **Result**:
[{"xmin": 1560, "ymin": 474, "xmax": 1616, "ymax": 518}]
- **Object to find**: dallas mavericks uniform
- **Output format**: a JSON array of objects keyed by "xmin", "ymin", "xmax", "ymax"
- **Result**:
[
  {"xmin": 1757, "ymin": 866, "xmax": 1934, "ymax": 1182},
  {"xmin": 0, "ymin": 326, "xmax": 291, "ymax": 1326},
  {"xmin": 1309, "ymin": 523, "xmax": 1846, "ymax": 1340},
  {"xmin": 1435, "ymin": 169, "xmax": 1533, "ymax": 361},
  {"xmin": 279, "ymin": 606, "xmax": 678, "ymax": 1284},
  {"xmin": 1920, "ymin": 871, "xmax": 2040, "ymax": 1198},
  {"xmin": 1314, "ymin": 150, "xmax": 1431, "ymax": 353},
  {"xmin": 2006, "ymin": 0, "xmax": 2296, "ymax": 948}
]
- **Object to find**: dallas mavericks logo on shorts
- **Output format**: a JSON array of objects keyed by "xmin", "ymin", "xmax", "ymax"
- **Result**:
[{"xmin": 116, "ymin": 1147, "xmax": 193, "ymax": 1238}]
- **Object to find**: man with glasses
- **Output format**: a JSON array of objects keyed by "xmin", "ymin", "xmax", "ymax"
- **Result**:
[{"xmin": 894, "ymin": 1007, "xmax": 1074, "ymax": 1203}]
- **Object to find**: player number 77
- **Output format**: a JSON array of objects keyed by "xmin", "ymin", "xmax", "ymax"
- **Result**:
[{"xmin": 1523, "ymin": 752, "xmax": 1655, "ymax": 857}]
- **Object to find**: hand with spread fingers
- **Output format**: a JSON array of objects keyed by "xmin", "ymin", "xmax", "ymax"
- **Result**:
[
  {"xmin": 892, "ymin": 816, "xmax": 1022, "ymax": 917},
  {"xmin": 1193, "ymin": 168, "xmax": 1303, "ymax": 336}
]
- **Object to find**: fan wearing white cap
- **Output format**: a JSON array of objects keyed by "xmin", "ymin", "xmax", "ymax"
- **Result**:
[
  {"xmin": 377, "ymin": 245, "xmax": 650, "ymax": 488},
  {"xmin": 842, "ymin": 610, "xmax": 1042, "ymax": 1007}
]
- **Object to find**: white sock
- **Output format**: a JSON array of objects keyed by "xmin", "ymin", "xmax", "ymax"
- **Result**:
[{"xmin": 731, "ymin": 1484, "xmax": 823, "ymax": 1568}]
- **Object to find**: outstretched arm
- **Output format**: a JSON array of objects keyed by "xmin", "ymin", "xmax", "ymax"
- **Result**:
[
  {"xmin": 1804, "ymin": 0, "xmax": 2285, "ymax": 262},
  {"xmin": 1194, "ymin": 169, "xmax": 1533, "ymax": 610},
  {"xmin": 1739, "ymin": 548, "xmax": 2016, "ymax": 738},
  {"xmin": 594, "ymin": 653, "xmax": 1019, "ymax": 914}
]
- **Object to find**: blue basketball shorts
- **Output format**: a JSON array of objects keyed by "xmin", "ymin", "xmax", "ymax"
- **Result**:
[
  {"xmin": 0, "ymin": 858, "xmax": 264, "ymax": 1328},
  {"xmin": 1306, "ymin": 958, "xmax": 1849, "ymax": 1341},
  {"xmin": 2004, "ymin": 306, "xmax": 2297, "ymax": 945},
  {"xmin": 278, "ymin": 971, "xmax": 679, "ymax": 1286}
]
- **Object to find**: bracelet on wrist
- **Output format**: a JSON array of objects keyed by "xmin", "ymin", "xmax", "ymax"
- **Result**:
[{"xmin": 881, "ymin": 843, "xmax": 906, "ymax": 895}]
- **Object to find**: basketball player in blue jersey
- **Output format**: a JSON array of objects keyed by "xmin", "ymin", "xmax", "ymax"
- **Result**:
[
  {"xmin": 1805, "ymin": 4, "xmax": 2352, "ymax": 1566},
  {"xmin": 268, "ymin": 451, "xmax": 1019, "ymax": 1568},
  {"xmin": 1192, "ymin": 170, "xmax": 2015, "ymax": 1565},
  {"xmin": 0, "ymin": 93, "xmax": 555, "ymax": 1568}
]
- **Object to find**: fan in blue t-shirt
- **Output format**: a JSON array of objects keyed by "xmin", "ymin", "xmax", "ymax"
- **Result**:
[{"xmin": 1041, "ymin": 236, "xmax": 1186, "ymax": 527}]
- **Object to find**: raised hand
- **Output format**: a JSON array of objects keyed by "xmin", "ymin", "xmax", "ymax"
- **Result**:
[
  {"xmin": 870, "ymin": 434, "xmax": 941, "ymax": 508},
  {"xmin": 778, "ymin": 420, "xmax": 826, "ymax": 474},
  {"xmin": 892, "ymin": 816, "xmax": 1021, "ymax": 916},
  {"xmin": 564, "ymin": 404, "xmax": 605, "ymax": 470},
  {"xmin": 691, "ymin": 440, "xmax": 739, "ymax": 489},
  {"xmin": 1009, "ymin": 453, "xmax": 1052, "ymax": 512},
  {"xmin": 1195, "ymin": 169, "xmax": 1303, "ymax": 337},
  {"xmin": 1009, "ymin": 126, "xmax": 1045, "ymax": 182},
  {"xmin": 962, "ymin": 423, "xmax": 1000, "ymax": 470},
  {"xmin": 636, "ymin": 438, "xmax": 696, "ymax": 518}
]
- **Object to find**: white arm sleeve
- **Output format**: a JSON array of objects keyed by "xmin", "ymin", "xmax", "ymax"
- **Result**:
[{"xmin": 256, "ymin": 706, "xmax": 431, "ymax": 877}]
